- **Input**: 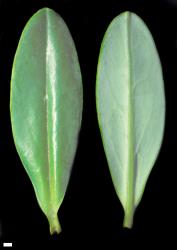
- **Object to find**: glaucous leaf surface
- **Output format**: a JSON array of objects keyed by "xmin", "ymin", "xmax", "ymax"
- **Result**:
[
  {"xmin": 10, "ymin": 8, "xmax": 83, "ymax": 234},
  {"xmin": 96, "ymin": 12, "xmax": 165, "ymax": 228}
]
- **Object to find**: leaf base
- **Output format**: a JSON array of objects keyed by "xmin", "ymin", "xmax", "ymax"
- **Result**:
[
  {"xmin": 123, "ymin": 213, "xmax": 133, "ymax": 229},
  {"xmin": 48, "ymin": 213, "xmax": 62, "ymax": 235}
]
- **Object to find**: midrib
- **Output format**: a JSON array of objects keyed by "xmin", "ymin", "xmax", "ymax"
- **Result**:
[
  {"xmin": 45, "ymin": 10, "xmax": 56, "ymax": 211},
  {"xmin": 124, "ymin": 12, "xmax": 135, "ymax": 227}
]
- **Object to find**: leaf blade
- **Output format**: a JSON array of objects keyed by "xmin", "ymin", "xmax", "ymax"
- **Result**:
[
  {"xmin": 10, "ymin": 8, "xmax": 83, "ymax": 234},
  {"xmin": 96, "ymin": 11, "xmax": 165, "ymax": 228}
]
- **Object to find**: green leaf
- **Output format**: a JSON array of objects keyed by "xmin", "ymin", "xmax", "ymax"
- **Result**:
[
  {"xmin": 10, "ymin": 8, "xmax": 83, "ymax": 234},
  {"xmin": 96, "ymin": 12, "xmax": 165, "ymax": 228}
]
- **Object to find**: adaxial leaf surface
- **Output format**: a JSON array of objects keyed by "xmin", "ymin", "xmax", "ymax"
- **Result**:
[{"xmin": 10, "ymin": 8, "xmax": 83, "ymax": 234}]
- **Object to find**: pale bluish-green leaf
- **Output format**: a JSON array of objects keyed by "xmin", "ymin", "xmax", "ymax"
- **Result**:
[
  {"xmin": 10, "ymin": 8, "xmax": 83, "ymax": 234},
  {"xmin": 96, "ymin": 12, "xmax": 165, "ymax": 228}
]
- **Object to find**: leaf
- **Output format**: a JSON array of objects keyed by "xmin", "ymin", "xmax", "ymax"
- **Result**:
[
  {"xmin": 96, "ymin": 12, "xmax": 165, "ymax": 228},
  {"xmin": 10, "ymin": 8, "xmax": 83, "ymax": 234}
]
